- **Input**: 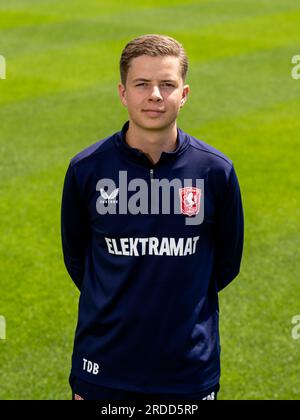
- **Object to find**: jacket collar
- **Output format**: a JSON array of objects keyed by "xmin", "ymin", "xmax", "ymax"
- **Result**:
[{"xmin": 114, "ymin": 120, "xmax": 190, "ymax": 166}]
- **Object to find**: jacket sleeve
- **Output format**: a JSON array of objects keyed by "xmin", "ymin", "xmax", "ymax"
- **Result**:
[
  {"xmin": 61, "ymin": 161, "xmax": 90, "ymax": 291},
  {"xmin": 213, "ymin": 164, "xmax": 244, "ymax": 292}
]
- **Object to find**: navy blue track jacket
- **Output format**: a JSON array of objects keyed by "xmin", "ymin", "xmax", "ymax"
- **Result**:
[{"xmin": 61, "ymin": 120, "xmax": 244, "ymax": 393}]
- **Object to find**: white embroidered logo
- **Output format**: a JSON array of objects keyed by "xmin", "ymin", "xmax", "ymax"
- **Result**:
[
  {"xmin": 83, "ymin": 358, "xmax": 100, "ymax": 375},
  {"xmin": 100, "ymin": 188, "xmax": 119, "ymax": 203},
  {"xmin": 202, "ymin": 391, "xmax": 215, "ymax": 400},
  {"xmin": 100, "ymin": 188, "xmax": 119, "ymax": 200}
]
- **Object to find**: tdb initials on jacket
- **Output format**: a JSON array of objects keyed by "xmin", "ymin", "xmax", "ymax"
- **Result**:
[{"xmin": 61, "ymin": 120, "xmax": 244, "ymax": 394}]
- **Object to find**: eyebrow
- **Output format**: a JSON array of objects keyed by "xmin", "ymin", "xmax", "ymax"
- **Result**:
[{"xmin": 132, "ymin": 78, "xmax": 177, "ymax": 83}]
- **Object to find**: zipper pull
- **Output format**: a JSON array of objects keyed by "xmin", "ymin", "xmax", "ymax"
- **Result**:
[{"xmin": 150, "ymin": 168, "xmax": 154, "ymax": 182}]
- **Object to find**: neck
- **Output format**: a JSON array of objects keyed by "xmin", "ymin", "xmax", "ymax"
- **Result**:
[{"xmin": 125, "ymin": 119, "xmax": 178, "ymax": 165}]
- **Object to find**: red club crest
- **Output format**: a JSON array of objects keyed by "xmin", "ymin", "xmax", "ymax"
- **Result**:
[{"xmin": 179, "ymin": 187, "xmax": 201, "ymax": 216}]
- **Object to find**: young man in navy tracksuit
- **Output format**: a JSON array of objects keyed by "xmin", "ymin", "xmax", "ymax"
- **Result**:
[{"xmin": 61, "ymin": 34, "xmax": 244, "ymax": 401}]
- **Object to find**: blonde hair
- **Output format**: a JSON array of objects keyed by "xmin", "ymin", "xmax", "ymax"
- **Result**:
[{"xmin": 119, "ymin": 34, "xmax": 188, "ymax": 86}]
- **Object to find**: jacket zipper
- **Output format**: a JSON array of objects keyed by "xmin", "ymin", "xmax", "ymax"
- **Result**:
[{"xmin": 150, "ymin": 168, "xmax": 154, "ymax": 183}]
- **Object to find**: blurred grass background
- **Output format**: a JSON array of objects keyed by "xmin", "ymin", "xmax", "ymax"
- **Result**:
[{"xmin": 0, "ymin": 0, "xmax": 300, "ymax": 399}]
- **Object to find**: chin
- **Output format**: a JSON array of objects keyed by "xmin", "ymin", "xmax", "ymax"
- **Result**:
[
  {"xmin": 142, "ymin": 121, "xmax": 169, "ymax": 131},
  {"xmin": 133, "ymin": 115, "xmax": 174, "ymax": 130}
]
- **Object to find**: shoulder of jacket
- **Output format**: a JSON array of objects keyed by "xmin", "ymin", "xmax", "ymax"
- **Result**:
[
  {"xmin": 188, "ymin": 135, "xmax": 233, "ymax": 168},
  {"xmin": 70, "ymin": 133, "xmax": 116, "ymax": 167}
]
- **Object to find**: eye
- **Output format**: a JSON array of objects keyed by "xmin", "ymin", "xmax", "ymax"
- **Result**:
[
  {"xmin": 161, "ymin": 83, "xmax": 176, "ymax": 89},
  {"xmin": 136, "ymin": 83, "xmax": 147, "ymax": 86}
]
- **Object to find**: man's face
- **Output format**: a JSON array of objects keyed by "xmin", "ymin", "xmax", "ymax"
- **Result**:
[{"xmin": 118, "ymin": 55, "xmax": 190, "ymax": 131}]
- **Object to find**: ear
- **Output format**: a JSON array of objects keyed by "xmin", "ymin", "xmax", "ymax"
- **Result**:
[
  {"xmin": 118, "ymin": 83, "xmax": 128, "ymax": 108},
  {"xmin": 180, "ymin": 84, "xmax": 190, "ymax": 108}
]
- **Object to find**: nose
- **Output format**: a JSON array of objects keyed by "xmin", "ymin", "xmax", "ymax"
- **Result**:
[{"xmin": 149, "ymin": 85, "xmax": 163, "ymax": 101}]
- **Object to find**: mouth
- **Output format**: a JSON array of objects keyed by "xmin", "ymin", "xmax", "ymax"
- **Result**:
[{"xmin": 142, "ymin": 109, "xmax": 165, "ymax": 116}]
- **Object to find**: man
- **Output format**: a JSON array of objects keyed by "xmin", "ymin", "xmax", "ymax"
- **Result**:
[{"xmin": 61, "ymin": 34, "xmax": 244, "ymax": 401}]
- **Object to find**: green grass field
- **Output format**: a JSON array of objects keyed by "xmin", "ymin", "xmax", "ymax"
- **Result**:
[{"xmin": 1, "ymin": 0, "xmax": 300, "ymax": 400}]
